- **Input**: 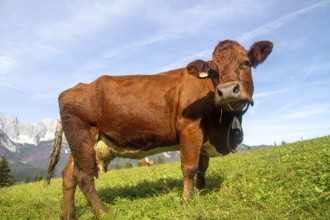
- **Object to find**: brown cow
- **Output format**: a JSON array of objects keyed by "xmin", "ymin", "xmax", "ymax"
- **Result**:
[
  {"xmin": 47, "ymin": 40, "xmax": 273, "ymax": 219},
  {"xmin": 137, "ymin": 158, "xmax": 155, "ymax": 167}
]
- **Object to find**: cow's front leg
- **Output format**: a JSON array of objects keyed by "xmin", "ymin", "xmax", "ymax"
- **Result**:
[
  {"xmin": 196, "ymin": 154, "xmax": 209, "ymax": 189},
  {"xmin": 180, "ymin": 126, "xmax": 204, "ymax": 199}
]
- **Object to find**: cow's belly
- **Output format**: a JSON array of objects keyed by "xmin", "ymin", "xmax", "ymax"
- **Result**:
[
  {"xmin": 94, "ymin": 134, "xmax": 224, "ymax": 169},
  {"xmin": 94, "ymin": 133, "xmax": 180, "ymax": 161}
]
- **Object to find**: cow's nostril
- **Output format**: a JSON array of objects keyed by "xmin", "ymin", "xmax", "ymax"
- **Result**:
[
  {"xmin": 233, "ymin": 84, "xmax": 240, "ymax": 94},
  {"xmin": 217, "ymin": 88, "xmax": 223, "ymax": 97}
]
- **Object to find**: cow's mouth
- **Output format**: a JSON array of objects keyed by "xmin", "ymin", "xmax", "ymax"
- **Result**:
[{"xmin": 220, "ymin": 100, "xmax": 249, "ymax": 112}]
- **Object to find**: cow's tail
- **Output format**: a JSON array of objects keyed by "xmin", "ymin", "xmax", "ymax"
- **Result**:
[{"xmin": 46, "ymin": 118, "xmax": 63, "ymax": 185}]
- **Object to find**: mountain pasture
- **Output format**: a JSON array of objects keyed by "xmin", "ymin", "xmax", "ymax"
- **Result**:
[{"xmin": 0, "ymin": 136, "xmax": 329, "ymax": 219}]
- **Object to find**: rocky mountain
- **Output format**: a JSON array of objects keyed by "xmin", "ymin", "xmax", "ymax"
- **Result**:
[
  {"xmin": 0, "ymin": 112, "xmax": 57, "ymax": 146},
  {"xmin": 0, "ymin": 113, "xmax": 69, "ymax": 181},
  {"xmin": 0, "ymin": 129, "xmax": 19, "ymax": 154}
]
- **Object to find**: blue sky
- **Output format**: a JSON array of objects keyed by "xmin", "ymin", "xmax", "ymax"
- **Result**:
[{"xmin": 1, "ymin": 0, "xmax": 330, "ymax": 145}]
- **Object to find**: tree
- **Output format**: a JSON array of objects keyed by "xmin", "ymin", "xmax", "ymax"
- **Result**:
[
  {"xmin": 24, "ymin": 175, "xmax": 30, "ymax": 183},
  {"xmin": 124, "ymin": 162, "xmax": 133, "ymax": 169},
  {"xmin": 34, "ymin": 172, "xmax": 44, "ymax": 182},
  {"xmin": 157, "ymin": 156, "xmax": 164, "ymax": 164},
  {"xmin": 0, "ymin": 156, "xmax": 16, "ymax": 187},
  {"xmin": 115, "ymin": 162, "xmax": 122, "ymax": 170}
]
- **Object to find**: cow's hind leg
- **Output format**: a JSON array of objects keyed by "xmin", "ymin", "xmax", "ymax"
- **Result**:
[
  {"xmin": 62, "ymin": 154, "xmax": 77, "ymax": 220},
  {"xmin": 74, "ymin": 127, "xmax": 108, "ymax": 216},
  {"xmin": 75, "ymin": 167, "xmax": 108, "ymax": 216},
  {"xmin": 62, "ymin": 116, "xmax": 107, "ymax": 217}
]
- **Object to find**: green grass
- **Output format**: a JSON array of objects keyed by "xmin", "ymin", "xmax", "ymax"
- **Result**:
[{"xmin": 1, "ymin": 136, "xmax": 329, "ymax": 219}]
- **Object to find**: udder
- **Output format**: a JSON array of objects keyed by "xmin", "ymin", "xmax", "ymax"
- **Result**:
[{"xmin": 94, "ymin": 138, "xmax": 114, "ymax": 173}]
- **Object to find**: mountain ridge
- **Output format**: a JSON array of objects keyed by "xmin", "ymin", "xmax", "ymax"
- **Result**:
[{"xmin": 0, "ymin": 112, "xmax": 57, "ymax": 145}]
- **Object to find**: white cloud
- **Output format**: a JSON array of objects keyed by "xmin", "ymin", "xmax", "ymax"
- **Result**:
[
  {"xmin": 301, "ymin": 60, "xmax": 330, "ymax": 78},
  {"xmin": 236, "ymin": 1, "xmax": 330, "ymax": 42},
  {"xmin": 0, "ymin": 81, "xmax": 28, "ymax": 93},
  {"xmin": 144, "ymin": 0, "xmax": 264, "ymax": 36},
  {"xmin": 0, "ymin": 56, "xmax": 15, "ymax": 73},
  {"xmin": 245, "ymin": 119, "xmax": 330, "ymax": 145},
  {"xmin": 253, "ymin": 89, "xmax": 287, "ymax": 99},
  {"xmin": 278, "ymin": 106, "xmax": 330, "ymax": 120},
  {"xmin": 89, "ymin": 0, "xmax": 271, "ymax": 65},
  {"xmin": 244, "ymin": 101, "xmax": 330, "ymax": 145},
  {"xmin": 37, "ymin": 0, "xmax": 145, "ymax": 43},
  {"xmin": 159, "ymin": 49, "xmax": 212, "ymax": 72}
]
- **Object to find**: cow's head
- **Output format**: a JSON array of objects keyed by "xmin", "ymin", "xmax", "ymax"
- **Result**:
[{"xmin": 186, "ymin": 40, "xmax": 273, "ymax": 111}]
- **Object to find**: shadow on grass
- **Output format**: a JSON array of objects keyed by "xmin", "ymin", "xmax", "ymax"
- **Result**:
[{"xmin": 98, "ymin": 172, "xmax": 225, "ymax": 204}]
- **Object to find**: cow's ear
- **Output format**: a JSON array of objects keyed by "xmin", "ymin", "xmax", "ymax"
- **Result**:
[
  {"xmin": 248, "ymin": 41, "xmax": 273, "ymax": 68},
  {"xmin": 186, "ymin": 59, "xmax": 217, "ymax": 79}
]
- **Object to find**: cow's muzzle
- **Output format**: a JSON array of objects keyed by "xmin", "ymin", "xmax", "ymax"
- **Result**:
[
  {"xmin": 216, "ymin": 82, "xmax": 241, "ymax": 100},
  {"xmin": 216, "ymin": 82, "xmax": 252, "ymax": 111}
]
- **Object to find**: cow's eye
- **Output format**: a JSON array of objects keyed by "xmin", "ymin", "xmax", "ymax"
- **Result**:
[
  {"xmin": 208, "ymin": 70, "xmax": 217, "ymax": 77},
  {"xmin": 243, "ymin": 60, "xmax": 251, "ymax": 67}
]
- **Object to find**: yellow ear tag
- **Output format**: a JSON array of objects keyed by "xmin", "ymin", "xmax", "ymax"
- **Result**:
[{"xmin": 199, "ymin": 72, "xmax": 209, "ymax": 78}]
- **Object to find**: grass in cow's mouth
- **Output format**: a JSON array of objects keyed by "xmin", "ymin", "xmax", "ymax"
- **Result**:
[{"xmin": 0, "ymin": 136, "xmax": 329, "ymax": 219}]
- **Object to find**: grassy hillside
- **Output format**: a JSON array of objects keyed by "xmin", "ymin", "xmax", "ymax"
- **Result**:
[{"xmin": 0, "ymin": 136, "xmax": 329, "ymax": 219}]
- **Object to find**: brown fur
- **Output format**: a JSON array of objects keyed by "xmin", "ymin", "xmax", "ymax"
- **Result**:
[
  {"xmin": 137, "ymin": 159, "xmax": 155, "ymax": 167},
  {"xmin": 47, "ymin": 40, "xmax": 273, "ymax": 219}
]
